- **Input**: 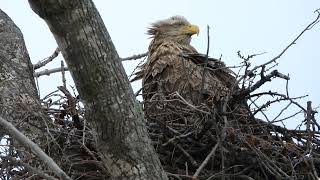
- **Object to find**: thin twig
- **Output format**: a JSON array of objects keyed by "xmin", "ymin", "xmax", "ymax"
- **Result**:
[
  {"xmin": 121, "ymin": 52, "xmax": 148, "ymax": 61},
  {"xmin": 235, "ymin": 10, "xmax": 320, "ymax": 86},
  {"xmin": 33, "ymin": 47, "xmax": 60, "ymax": 70},
  {"xmin": 192, "ymin": 142, "xmax": 219, "ymax": 179},
  {"xmin": 34, "ymin": 67, "xmax": 68, "ymax": 77},
  {"xmin": 162, "ymin": 132, "xmax": 193, "ymax": 146},
  {"xmin": 176, "ymin": 144, "xmax": 198, "ymax": 167},
  {"xmin": 0, "ymin": 116, "xmax": 72, "ymax": 180},
  {"xmin": 306, "ymin": 101, "xmax": 313, "ymax": 153},
  {"xmin": 13, "ymin": 160, "xmax": 58, "ymax": 180},
  {"xmin": 61, "ymin": 61, "xmax": 66, "ymax": 88},
  {"xmin": 201, "ymin": 25, "xmax": 210, "ymax": 93},
  {"xmin": 237, "ymin": 70, "xmax": 290, "ymax": 97}
]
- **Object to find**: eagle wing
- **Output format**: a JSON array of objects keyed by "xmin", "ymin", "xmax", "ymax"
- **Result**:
[{"xmin": 142, "ymin": 41, "xmax": 236, "ymax": 107}]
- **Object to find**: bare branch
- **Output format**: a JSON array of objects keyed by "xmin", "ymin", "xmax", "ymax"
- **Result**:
[
  {"xmin": 236, "ymin": 10, "xmax": 320, "ymax": 85},
  {"xmin": 34, "ymin": 51, "xmax": 149, "ymax": 77},
  {"xmin": 201, "ymin": 25, "xmax": 210, "ymax": 94},
  {"xmin": 34, "ymin": 67, "xmax": 68, "ymax": 77},
  {"xmin": 13, "ymin": 160, "xmax": 59, "ymax": 180},
  {"xmin": 61, "ymin": 61, "xmax": 66, "ymax": 88},
  {"xmin": 237, "ymin": 70, "xmax": 290, "ymax": 97},
  {"xmin": 121, "ymin": 52, "xmax": 148, "ymax": 61},
  {"xmin": 34, "ymin": 50, "xmax": 147, "ymax": 77},
  {"xmin": 192, "ymin": 143, "xmax": 219, "ymax": 179},
  {"xmin": 0, "ymin": 116, "xmax": 71, "ymax": 180},
  {"xmin": 249, "ymin": 91, "xmax": 308, "ymax": 112},
  {"xmin": 33, "ymin": 47, "xmax": 60, "ymax": 70}
]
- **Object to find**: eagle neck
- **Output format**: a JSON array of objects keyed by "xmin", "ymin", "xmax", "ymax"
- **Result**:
[{"xmin": 148, "ymin": 37, "xmax": 196, "ymax": 56}]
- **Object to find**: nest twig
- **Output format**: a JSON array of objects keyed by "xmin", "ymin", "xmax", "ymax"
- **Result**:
[{"xmin": 145, "ymin": 92, "xmax": 319, "ymax": 180}]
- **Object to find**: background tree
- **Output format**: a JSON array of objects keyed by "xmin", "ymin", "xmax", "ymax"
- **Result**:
[{"xmin": 0, "ymin": 9, "xmax": 71, "ymax": 179}]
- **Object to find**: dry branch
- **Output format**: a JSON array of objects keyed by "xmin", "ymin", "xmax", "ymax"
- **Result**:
[
  {"xmin": 121, "ymin": 52, "xmax": 148, "ymax": 61},
  {"xmin": 33, "ymin": 52, "xmax": 148, "ymax": 77},
  {"xmin": 33, "ymin": 47, "xmax": 60, "ymax": 70},
  {"xmin": 34, "ymin": 67, "xmax": 68, "ymax": 77},
  {"xmin": 235, "ymin": 9, "xmax": 320, "ymax": 86},
  {"xmin": 0, "ymin": 116, "xmax": 71, "ymax": 180},
  {"xmin": 237, "ymin": 69, "xmax": 290, "ymax": 97}
]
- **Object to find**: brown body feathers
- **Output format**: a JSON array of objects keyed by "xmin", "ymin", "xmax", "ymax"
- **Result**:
[{"xmin": 138, "ymin": 16, "xmax": 237, "ymax": 119}]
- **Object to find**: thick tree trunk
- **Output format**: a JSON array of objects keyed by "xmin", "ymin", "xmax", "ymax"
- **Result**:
[
  {"xmin": 0, "ymin": 9, "xmax": 104, "ymax": 180},
  {"xmin": 0, "ymin": 9, "xmax": 54, "ymax": 178},
  {"xmin": 28, "ymin": 0, "xmax": 167, "ymax": 179}
]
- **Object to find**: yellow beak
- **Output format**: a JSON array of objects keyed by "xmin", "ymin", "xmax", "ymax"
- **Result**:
[{"xmin": 182, "ymin": 24, "xmax": 200, "ymax": 35}]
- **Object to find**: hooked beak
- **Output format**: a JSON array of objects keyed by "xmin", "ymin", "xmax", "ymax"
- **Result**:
[{"xmin": 181, "ymin": 24, "xmax": 199, "ymax": 36}]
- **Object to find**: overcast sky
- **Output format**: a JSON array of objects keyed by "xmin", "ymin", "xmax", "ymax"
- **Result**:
[{"xmin": 1, "ymin": 0, "xmax": 320, "ymax": 128}]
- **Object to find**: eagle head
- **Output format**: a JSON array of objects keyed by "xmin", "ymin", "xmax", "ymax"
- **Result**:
[{"xmin": 148, "ymin": 16, "xmax": 199, "ymax": 45}]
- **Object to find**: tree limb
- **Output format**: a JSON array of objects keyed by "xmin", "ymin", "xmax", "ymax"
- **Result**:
[
  {"xmin": 0, "ymin": 116, "xmax": 71, "ymax": 180},
  {"xmin": 33, "ymin": 47, "xmax": 60, "ymax": 70}
]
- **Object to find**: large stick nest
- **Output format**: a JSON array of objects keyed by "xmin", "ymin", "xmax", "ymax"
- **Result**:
[{"xmin": 144, "ymin": 92, "xmax": 320, "ymax": 180}]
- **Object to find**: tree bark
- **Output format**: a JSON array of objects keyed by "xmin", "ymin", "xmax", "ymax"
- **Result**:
[
  {"xmin": 28, "ymin": 0, "xmax": 167, "ymax": 179},
  {"xmin": 0, "ymin": 9, "xmax": 104, "ymax": 180},
  {"xmin": 0, "ymin": 9, "xmax": 60, "ymax": 178}
]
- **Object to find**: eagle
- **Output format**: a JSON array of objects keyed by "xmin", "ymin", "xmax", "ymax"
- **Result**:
[
  {"xmin": 134, "ymin": 16, "xmax": 247, "ymax": 123},
  {"xmin": 131, "ymin": 16, "xmax": 300, "ymax": 178}
]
